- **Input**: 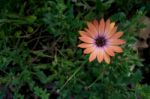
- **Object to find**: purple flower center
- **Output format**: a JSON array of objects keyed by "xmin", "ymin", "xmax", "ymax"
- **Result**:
[{"xmin": 95, "ymin": 36, "xmax": 106, "ymax": 47}]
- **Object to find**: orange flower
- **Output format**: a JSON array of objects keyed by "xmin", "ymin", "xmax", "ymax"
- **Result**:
[{"xmin": 78, "ymin": 18, "xmax": 125, "ymax": 64}]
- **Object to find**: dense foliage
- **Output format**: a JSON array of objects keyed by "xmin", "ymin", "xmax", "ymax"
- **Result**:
[{"xmin": 0, "ymin": 0, "xmax": 150, "ymax": 99}]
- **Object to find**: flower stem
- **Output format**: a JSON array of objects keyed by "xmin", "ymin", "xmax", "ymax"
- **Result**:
[
  {"xmin": 86, "ymin": 68, "xmax": 105, "ymax": 89},
  {"xmin": 58, "ymin": 61, "xmax": 86, "ymax": 93},
  {"xmin": 86, "ymin": 74, "xmax": 101, "ymax": 89}
]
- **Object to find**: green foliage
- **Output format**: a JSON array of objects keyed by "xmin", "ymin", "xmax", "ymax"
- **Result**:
[
  {"xmin": 0, "ymin": 0, "xmax": 150, "ymax": 98},
  {"xmin": 34, "ymin": 86, "xmax": 50, "ymax": 99}
]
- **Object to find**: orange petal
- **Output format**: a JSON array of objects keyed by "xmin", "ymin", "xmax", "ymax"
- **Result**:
[
  {"xmin": 97, "ymin": 49, "xmax": 104, "ymax": 63},
  {"xmin": 79, "ymin": 37, "xmax": 94, "ymax": 43},
  {"xmin": 89, "ymin": 50, "xmax": 97, "ymax": 62},
  {"xmin": 93, "ymin": 19, "xmax": 99, "ymax": 30},
  {"xmin": 104, "ymin": 47, "xmax": 115, "ymax": 56},
  {"xmin": 87, "ymin": 22, "xmax": 98, "ymax": 36},
  {"xmin": 110, "ymin": 46, "xmax": 123, "ymax": 53},
  {"xmin": 107, "ymin": 26, "xmax": 117, "ymax": 38},
  {"xmin": 79, "ymin": 31, "xmax": 90, "ymax": 37},
  {"xmin": 99, "ymin": 18, "xmax": 105, "ymax": 34},
  {"xmin": 110, "ymin": 22, "xmax": 115, "ymax": 30},
  {"xmin": 83, "ymin": 46, "xmax": 95, "ymax": 54},
  {"xmin": 84, "ymin": 28, "xmax": 96, "ymax": 38},
  {"xmin": 104, "ymin": 53, "xmax": 110, "ymax": 64},
  {"xmin": 78, "ymin": 43, "xmax": 93, "ymax": 48},
  {"xmin": 111, "ymin": 31, "xmax": 123, "ymax": 39},
  {"xmin": 109, "ymin": 39, "xmax": 125, "ymax": 45},
  {"xmin": 105, "ymin": 19, "xmax": 111, "ymax": 34}
]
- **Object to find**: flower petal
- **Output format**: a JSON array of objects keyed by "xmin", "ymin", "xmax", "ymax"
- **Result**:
[
  {"xmin": 110, "ymin": 22, "xmax": 115, "ymax": 30},
  {"xmin": 84, "ymin": 28, "xmax": 96, "ymax": 38},
  {"xmin": 79, "ymin": 37, "xmax": 94, "ymax": 43},
  {"xmin": 93, "ymin": 19, "xmax": 99, "ymax": 30},
  {"xmin": 110, "ymin": 46, "xmax": 123, "ymax": 53},
  {"xmin": 97, "ymin": 49, "xmax": 104, "ymax": 63},
  {"xmin": 103, "ymin": 53, "xmax": 110, "ymax": 64},
  {"xmin": 79, "ymin": 31, "xmax": 90, "ymax": 37},
  {"xmin": 83, "ymin": 46, "xmax": 95, "ymax": 54},
  {"xmin": 111, "ymin": 31, "xmax": 123, "ymax": 39},
  {"xmin": 104, "ymin": 46, "xmax": 115, "ymax": 56},
  {"xmin": 109, "ymin": 39, "xmax": 125, "ymax": 45},
  {"xmin": 89, "ymin": 50, "xmax": 97, "ymax": 62},
  {"xmin": 99, "ymin": 18, "xmax": 105, "ymax": 34},
  {"xmin": 78, "ymin": 43, "xmax": 94, "ymax": 48},
  {"xmin": 107, "ymin": 26, "xmax": 117, "ymax": 38},
  {"xmin": 87, "ymin": 22, "xmax": 98, "ymax": 36},
  {"xmin": 104, "ymin": 19, "xmax": 111, "ymax": 34}
]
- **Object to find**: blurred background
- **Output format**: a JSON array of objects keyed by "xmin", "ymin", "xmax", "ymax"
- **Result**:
[{"xmin": 0, "ymin": 0, "xmax": 150, "ymax": 99}]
